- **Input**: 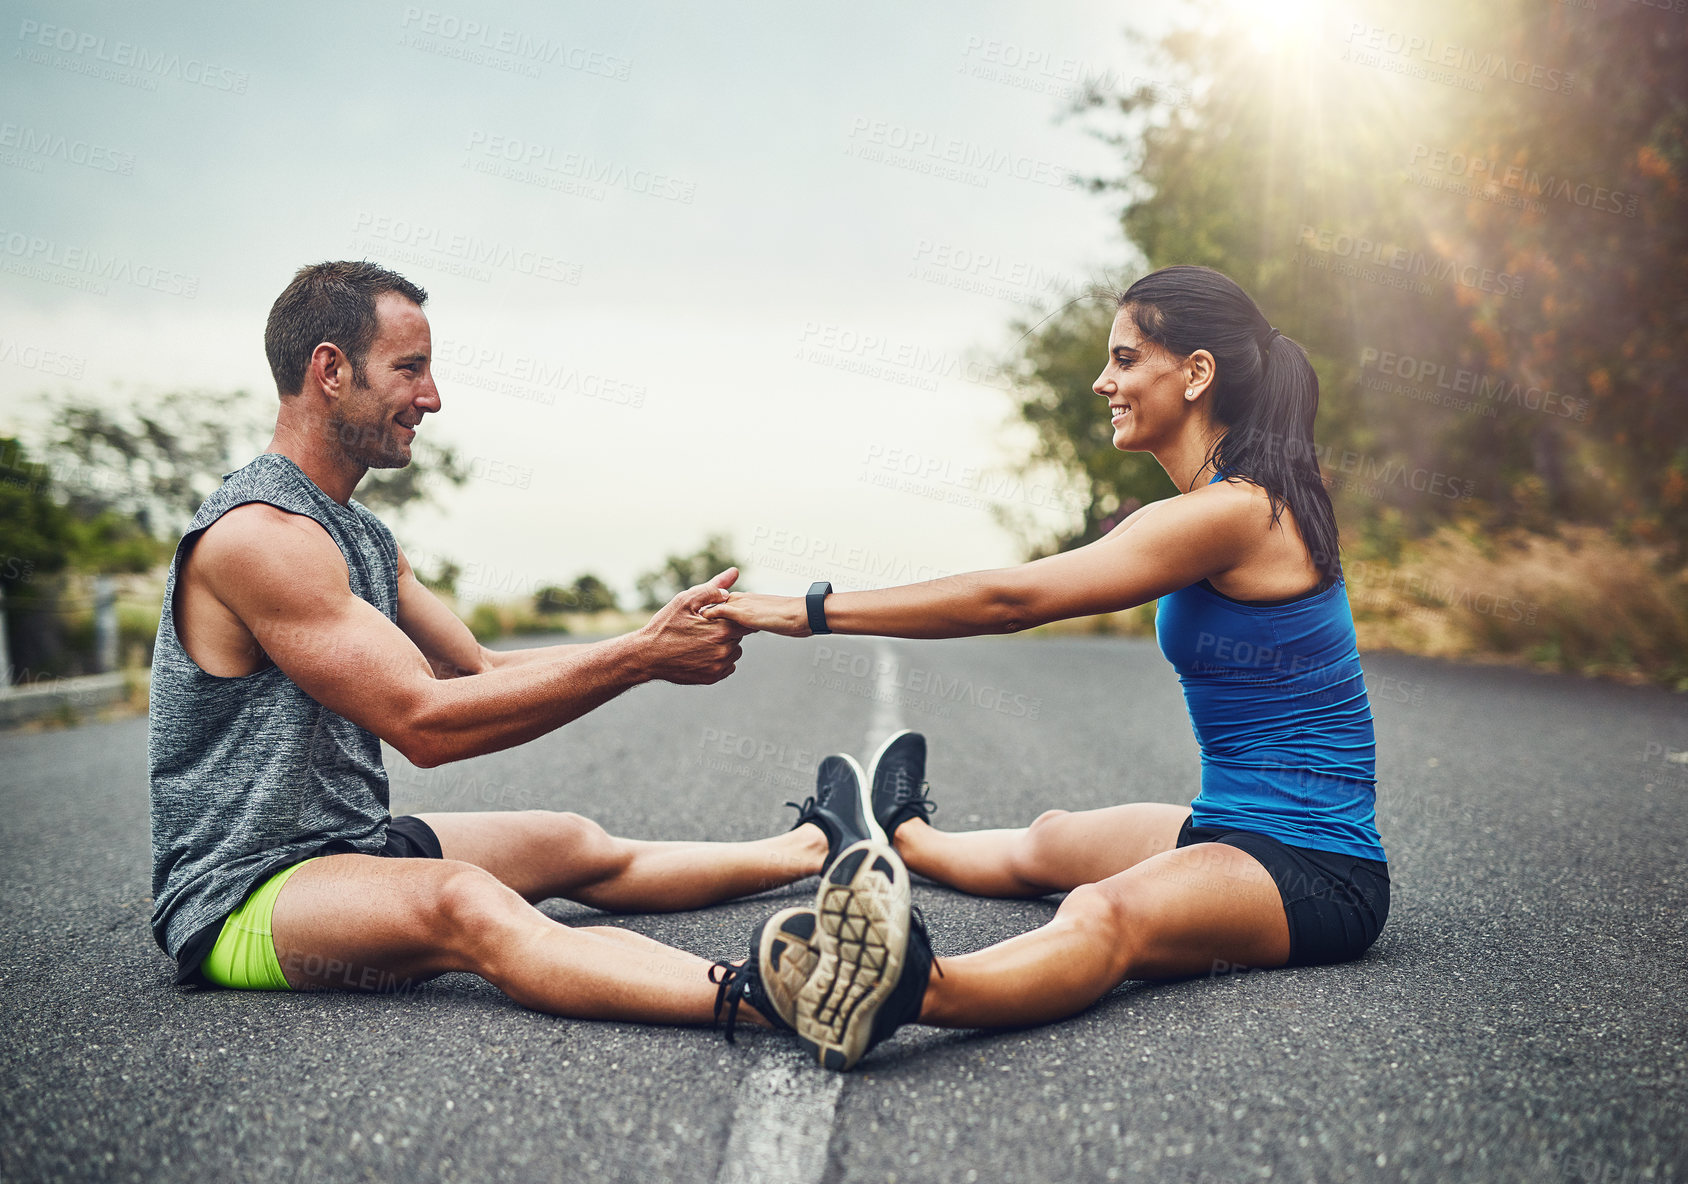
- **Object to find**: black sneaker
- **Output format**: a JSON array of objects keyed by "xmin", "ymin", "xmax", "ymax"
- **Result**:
[
  {"xmin": 788, "ymin": 754, "xmax": 875, "ymax": 869},
  {"xmin": 795, "ymin": 839, "xmax": 934, "ymax": 1071},
  {"xmin": 865, "ymin": 730, "xmax": 935, "ymax": 842},
  {"xmin": 710, "ymin": 906, "xmax": 819, "ymax": 1042}
]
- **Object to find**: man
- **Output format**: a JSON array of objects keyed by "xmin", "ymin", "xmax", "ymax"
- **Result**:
[{"xmin": 148, "ymin": 260, "xmax": 882, "ymax": 1029}]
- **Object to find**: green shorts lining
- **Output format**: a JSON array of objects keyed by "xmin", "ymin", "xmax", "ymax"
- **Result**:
[{"xmin": 200, "ymin": 859, "xmax": 316, "ymax": 990}]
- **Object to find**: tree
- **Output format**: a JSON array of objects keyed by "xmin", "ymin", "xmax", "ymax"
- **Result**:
[
  {"xmin": 635, "ymin": 535, "xmax": 743, "ymax": 611},
  {"xmin": 0, "ymin": 437, "xmax": 160, "ymax": 679},
  {"xmin": 46, "ymin": 389, "xmax": 469, "ymax": 532},
  {"xmin": 1008, "ymin": 0, "xmax": 1687, "ymax": 560},
  {"xmin": 534, "ymin": 574, "xmax": 620, "ymax": 615}
]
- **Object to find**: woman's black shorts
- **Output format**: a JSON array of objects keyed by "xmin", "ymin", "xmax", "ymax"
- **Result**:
[{"xmin": 1175, "ymin": 817, "xmax": 1390, "ymax": 967}]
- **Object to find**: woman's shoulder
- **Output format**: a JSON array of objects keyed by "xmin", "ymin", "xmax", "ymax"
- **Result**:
[{"xmin": 1191, "ymin": 472, "xmax": 1287, "ymax": 528}]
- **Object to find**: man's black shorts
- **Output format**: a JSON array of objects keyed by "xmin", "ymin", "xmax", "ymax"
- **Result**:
[{"xmin": 1175, "ymin": 816, "xmax": 1390, "ymax": 966}]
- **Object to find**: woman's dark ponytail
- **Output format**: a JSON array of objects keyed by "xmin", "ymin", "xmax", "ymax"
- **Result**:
[{"xmin": 1118, "ymin": 265, "xmax": 1342, "ymax": 583}]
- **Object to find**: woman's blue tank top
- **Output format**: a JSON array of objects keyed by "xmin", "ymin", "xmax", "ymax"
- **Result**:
[{"xmin": 1153, "ymin": 473, "xmax": 1386, "ymax": 861}]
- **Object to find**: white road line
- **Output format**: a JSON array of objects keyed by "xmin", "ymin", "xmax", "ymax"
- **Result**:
[
  {"xmin": 867, "ymin": 639, "xmax": 906, "ymax": 746},
  {"xmin": 713, "ymin": 643, "xmax": 905, "ymax": 1184},
  {"xmin": 714, "ymin": 1055, "xmax": 846, "ymax": 1184}
]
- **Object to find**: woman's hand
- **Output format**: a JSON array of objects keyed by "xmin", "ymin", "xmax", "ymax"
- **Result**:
[{"xmin": 700, "ymin": 591, "xmax": 810, "ymax": 636}]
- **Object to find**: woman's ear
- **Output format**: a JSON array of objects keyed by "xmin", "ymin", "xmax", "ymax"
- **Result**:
[{"xmin": 1184, "ymin": 350, "xmax": 1217, "ymax": 401}]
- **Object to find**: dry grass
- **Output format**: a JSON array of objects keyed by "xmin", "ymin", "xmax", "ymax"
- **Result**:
[{"xmin": 1347, "ymin": 524, "xmax": 1688, "ymax": 687}]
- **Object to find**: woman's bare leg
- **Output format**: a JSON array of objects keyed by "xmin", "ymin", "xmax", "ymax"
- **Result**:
[
  {"xmin": 892, "ymin": 803, "xmax": 1191, "ymax": 897},
  {"xmin": 916, "ymin": 840, "xmax": 1290, "ymax": 1029}
]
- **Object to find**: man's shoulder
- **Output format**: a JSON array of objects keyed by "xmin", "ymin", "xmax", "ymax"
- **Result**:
[{"xmin": 193, "ymin": 503, "xmax": 344, "ymax": 583}]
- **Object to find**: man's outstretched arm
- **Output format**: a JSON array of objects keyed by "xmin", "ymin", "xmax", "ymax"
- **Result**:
[
  {"xmin": 391, "ymin": 545, "xmax": 580, "ymax": 677},
  {"xmin": 197, "ymin": 504, "xmax": 745, "ymax": 767}
]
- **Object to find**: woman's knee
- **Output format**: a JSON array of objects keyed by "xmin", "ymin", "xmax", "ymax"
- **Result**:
[
  {"xmin": 1053, "ymin": 881, "xmax": 1139, "ymax": 976},
  {"xmin": 1006, "ymin": 809, "xmax": 1072, "ymax": 892}
]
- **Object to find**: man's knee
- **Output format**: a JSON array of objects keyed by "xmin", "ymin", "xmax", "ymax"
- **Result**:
[
  {"xmin": 515, "ymin": 809, "xmax": 613, "ymax": 854},
  {"xmin": 537, "ymin": 810, "xmax": 634, "ymax": 884},
  {"xmin": 1007, "ymin": 809, "xmax": 1072, "ymax": 892},
  {"xmin": 430, "ymin": 861, "xmax": 531, "ymax": 949}
]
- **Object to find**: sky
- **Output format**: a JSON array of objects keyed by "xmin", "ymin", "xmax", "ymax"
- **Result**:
[{"xmin": 0, "ymin": 0, "xmax": 1175, "ymax": 603}]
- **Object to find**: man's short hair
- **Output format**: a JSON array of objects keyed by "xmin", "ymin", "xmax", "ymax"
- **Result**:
[{"xmin": 264, "ymin": 261, "xmax": 428, "ymax": 396}]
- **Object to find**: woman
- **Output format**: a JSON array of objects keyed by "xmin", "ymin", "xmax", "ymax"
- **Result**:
[{"xmin": 706, "ymin": 265, "xmax": 1389, "ymax": 1071}]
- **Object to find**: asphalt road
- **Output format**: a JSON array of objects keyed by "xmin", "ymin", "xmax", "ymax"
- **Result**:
[{"xmin": 2, "ymin": 634, "xmax": 1684, "ymax": 1184}]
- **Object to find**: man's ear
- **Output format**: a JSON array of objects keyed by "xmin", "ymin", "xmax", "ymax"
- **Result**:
[{"xmin": 308, "ymin": 342, "xmax": 349, "ymax": 397}]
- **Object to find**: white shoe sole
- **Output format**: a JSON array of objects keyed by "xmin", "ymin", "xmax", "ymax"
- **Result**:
[
  {"xmin": 757, "ymin": 907, "xmax": 820, "ymax": 1030},
  {"xmin": 795, "ymin": 839, "xmax": 911, "ymax": 1071}
]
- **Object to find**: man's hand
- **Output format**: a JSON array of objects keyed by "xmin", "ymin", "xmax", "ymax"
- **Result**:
[{"xmin": 636, "ymin": 568, "xmax": 752, "ymax": 684}]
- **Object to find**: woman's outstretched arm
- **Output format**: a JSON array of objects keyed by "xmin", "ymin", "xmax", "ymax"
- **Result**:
[{"xmin": 705, "ymin": 484, "xmax": 1258, "ymax": 639}]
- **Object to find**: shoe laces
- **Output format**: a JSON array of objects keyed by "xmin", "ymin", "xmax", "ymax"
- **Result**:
[
  {"xmin": 785, "ymin": 795, "xmax": 820, "ymax": 828},
  {"xmin": 709, "ymin": 960, "xmax": 756, "ymax": 1043},
  {"xmin": 908, "ymin": 904, "xmax": 944, "ymax": 979},
  {"xmin": 888, "ymin": 769, "xmax": 937, "ymax": 822}
]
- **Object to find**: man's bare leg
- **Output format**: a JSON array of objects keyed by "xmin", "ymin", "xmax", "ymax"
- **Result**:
[
  {"xmin": 269, "ymin": 853, "xmax": 771, "ymax": 1024},
  {"xmin": 415, "ymin": 810, "xmax": 828, "ymax": 908}
]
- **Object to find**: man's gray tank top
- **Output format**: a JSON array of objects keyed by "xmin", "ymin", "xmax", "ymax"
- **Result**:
[{"xmin": 148, "ymin": 452, "xmax": 402, "ymax": 981}]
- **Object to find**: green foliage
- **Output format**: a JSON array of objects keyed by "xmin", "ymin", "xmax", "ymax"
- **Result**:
[
  {"xmin": 39, "ymin": 387, "xmax": 469, "ymax": 536},
  {"xmin": 0, "ymin": 437, "xmax": 159, "ymax": 583},
  {"xmin": 634, "ymin": 534, "xmax": 744, "ymax": 611},
  {"xmin": 48, "ymin": 390, "xmax": 267, "ymax": 540},
  {"xmin": 467, "ymin": 602, "xmax": 504, "ymax": 642},
  {"xmin": 0, "ymin": 437, "xmax": 74, "ymax": 589},
  {"xmin": 416, "ymin": 557, "xmax": 461, "ymax": 596},
  {"xmin": 535, "ymin": 574, "xmax": 619, "ymax": 615}
]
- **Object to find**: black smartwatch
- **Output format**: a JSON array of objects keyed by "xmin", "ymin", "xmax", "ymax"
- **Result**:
[{"xmin": 805, "ymin": 581, "xmax": 834, "ymax": 635}]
